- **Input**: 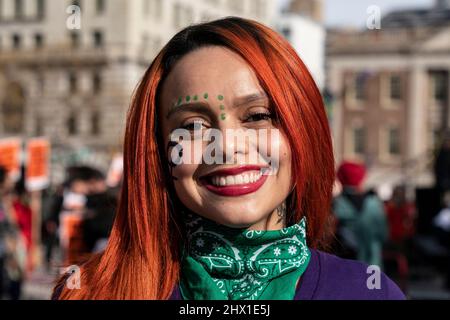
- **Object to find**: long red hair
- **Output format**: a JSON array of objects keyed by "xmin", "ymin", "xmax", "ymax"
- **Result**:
[{"xmin": 54, "ymin": 17, "xmax": 335, "ymax": 299}]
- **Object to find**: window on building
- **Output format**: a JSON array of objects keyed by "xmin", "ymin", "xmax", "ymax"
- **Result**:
[
  {"xmin": 389, "ymin": 75, "xmax": 402, "ymax": 100},
  {"xmin": 431, "ymin": 71, "xmax": 448, "ymax": 102},
  {"xmin": 2, "ymin": 83, "xmax": 25, "ymax": 134},
  {"xmin": 96, "ymin": 0, "xmax": 105, "ymax": 14},
  {"xmin": 69, "ymin": 72, "xmax": 78, "ymax": 93},
  {"xmin": 91, "ymin": 111, "xmax": 100, "ymax": 135},
  {"xmin": 15, "ymin": 0, "xmax": 24, "ymax": 19},
  {"xmin": 67, "ymin": 113, "xmax": 78, "ymax": 135},
  {"xmin": 70, "ymin": 31, "xmax": 80, "ymax": 48},
  {"xmin": 93, "ymin": 72, "xmax": 102, "ymax": 93},
  {"xmin": 354, "ymin": 73, "xmax": 367, "ymax": 100},
  {"xmin": 34, "ymin": 33, "xmax": 43, "ymax": 49},
  {"xmin": 387, "ymin": 127, "xmax": 400, "ymax": 156},
  {"xmin": 352, "ymin": 127, "xmax": 366, "ymax": 155},
  {"xmin": 93, "ymin": 30, "xmax": 103, "ymax": 47},
  {"xmin": 37, "ymin": 0, "xmax": 45, "ymax": 18},
  {"xmin": 12, "ymin": 34, "xmax": 22, "ymax": 49}
]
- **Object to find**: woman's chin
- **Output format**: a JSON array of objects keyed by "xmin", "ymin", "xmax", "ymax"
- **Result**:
[{"xmin": 204, "ymin": 212, "xmax": 265, "ymax": 229}]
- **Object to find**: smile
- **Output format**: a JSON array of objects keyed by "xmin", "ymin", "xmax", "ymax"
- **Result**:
[{"xmin": 200, "ymin": 165, "xmax": 269, "ymax": 197}]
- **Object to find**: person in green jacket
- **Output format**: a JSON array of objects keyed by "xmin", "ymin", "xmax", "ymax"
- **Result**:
[{"xmin": 333, "ymin": 161, "xmax": 388, "ymax": 269}]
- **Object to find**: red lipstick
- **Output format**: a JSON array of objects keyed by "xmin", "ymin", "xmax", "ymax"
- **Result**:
[{"xmin": 200, "ymin": 165, "xmax": 269, "ymax": 197}]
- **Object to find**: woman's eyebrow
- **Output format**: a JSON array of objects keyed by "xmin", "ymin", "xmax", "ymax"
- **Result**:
[
  {"xmin": 232, "ymin": 92, "xmax": 268, "ymax": 108},
  {"xmin": 166, "ymin": 101, "xmax": 214, "ymax": 119}
]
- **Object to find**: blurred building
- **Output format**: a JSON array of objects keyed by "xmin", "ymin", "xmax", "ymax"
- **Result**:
[
  {"xmin": 327, "ymin": 0, "xmax": 450, "ymax": 198},
  {"xmin": 0, "ymin": 0, "xmax": 278, "ymax": 181},
  {"xmin": 277, "ymin": 0, "xmax": 325, "ymax": 90}
]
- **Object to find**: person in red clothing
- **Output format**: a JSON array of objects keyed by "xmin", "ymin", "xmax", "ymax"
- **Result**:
[
  {"xmin": 11, "ymin": 179, "xmax": 34, "ymax": 275},
  {"xmin": 385, "ymin": 185, "xmax": 416, "ymax": 245}
]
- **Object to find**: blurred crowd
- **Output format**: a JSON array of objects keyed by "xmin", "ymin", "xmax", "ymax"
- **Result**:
[
  {"xmin": 0, "ymin": 165, "xmax": 119, "ymax": 299},
  {"xmin": 331, "ymin": 134, "xmax": 450, "ymax": 295}
]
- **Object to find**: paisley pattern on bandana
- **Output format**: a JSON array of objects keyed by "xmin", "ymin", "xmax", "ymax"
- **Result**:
[{"xmin": 180, "ymin": 214, "xmax": 311, "ymax": 300}]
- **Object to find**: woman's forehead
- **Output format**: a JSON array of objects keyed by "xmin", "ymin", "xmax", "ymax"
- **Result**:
[{"xmin": 161, "ymin": 47, "xmax": 263, "ymax": 105}]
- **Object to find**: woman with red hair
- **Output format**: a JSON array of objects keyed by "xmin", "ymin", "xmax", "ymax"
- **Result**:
[{"xmin": 53, "ymin": 17, "xmax": 404, "ymax": 300}]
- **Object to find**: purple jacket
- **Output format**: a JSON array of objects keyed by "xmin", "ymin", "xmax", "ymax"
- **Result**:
[{"xmin": 169, "ymin": 249, "xmax": 406, "ymax": 300}]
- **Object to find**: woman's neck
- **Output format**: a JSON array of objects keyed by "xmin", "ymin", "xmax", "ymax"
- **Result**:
[{"xmin": 246, "ymin": 202, "xmax": 287, "ymax": 231}]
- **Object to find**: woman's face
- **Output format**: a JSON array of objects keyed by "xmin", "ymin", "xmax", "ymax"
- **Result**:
[{"xmin": 159, "ymin": 46, "xmax": 292, "ymax": 230}]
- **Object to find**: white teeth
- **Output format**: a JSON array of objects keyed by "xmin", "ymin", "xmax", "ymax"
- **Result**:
[
  {"xmin": 210, "ymin": 171, "xmax": 263, "ymax": 186},
  {"xmin": 226, "ymin": 176, "xmax": 234, "ymax": 185}
]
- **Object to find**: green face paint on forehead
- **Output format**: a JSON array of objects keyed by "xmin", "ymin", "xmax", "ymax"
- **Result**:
[
  {"xmin": 169, "ymin": 92, "xmax": 227, "ymax": 121},
  {"xmin": 217, "ymin": 95, "xmax": 226, "ymax": 120}
]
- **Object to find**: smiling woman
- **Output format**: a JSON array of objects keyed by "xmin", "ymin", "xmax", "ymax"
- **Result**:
[{"xmin": 52, "ymin": 17, "xmax": 405, "ymax": 300}]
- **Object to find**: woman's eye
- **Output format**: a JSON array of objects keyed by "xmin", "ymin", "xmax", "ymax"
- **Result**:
[
  {"xmin": 181, "ymin": 120, "xmax": 207, "ymax": 131},
  {"xmin": 245, "ymin": 112, "xmax": 273, "ymax": 122}
]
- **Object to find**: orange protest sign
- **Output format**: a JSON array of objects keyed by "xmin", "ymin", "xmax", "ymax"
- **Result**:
[
  {"xmin": 0, "ymin": 138, "xmax": 22, "ymax": 181},
  {"xmin": 26, "ymin": 138, "xmax": 50, "ymax": 191}
]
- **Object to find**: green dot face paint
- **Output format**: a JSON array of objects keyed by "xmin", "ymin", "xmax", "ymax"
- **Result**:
[{"xmin": 171, "ymin": 93, "xmax": 228, "ymax": 121}]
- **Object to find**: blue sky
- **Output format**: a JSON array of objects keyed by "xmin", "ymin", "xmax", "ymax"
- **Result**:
[{"xmin": 280, "ymin": 0, "xmax": 435, "ymax": 28}]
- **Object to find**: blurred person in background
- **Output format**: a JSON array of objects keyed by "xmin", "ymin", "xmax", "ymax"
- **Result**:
[
  {"xmin": 435, "ymin": 132, "xmax": 450, "ymax": 198},
  {"xmin": 333, "ymin": 161, "xmax": 388, "ymax": 268},
  {"xmin": 385, "ymin": 185, "xmax": 416, "ymax": 247},
  {"xmin": 11, "ymin": 178, "xmax": 34, "ymax": 277},
  {"xmin": 0, "ymin": 166, "xmax": 26, "ymax": 300},
  {"xmin": 44, "ymin": 166, "xmax": 90, "ymax": 267},
  {"xmin": 0, "ymin": 166, "xmax": 8, "ymax": 298},
  {"xmin": 432, "ymin": 191, "xmax": 450, "ymax": 290},
  {"xmin": 81, "ymin": 168, "xmax": 117, "ymax": 254}
]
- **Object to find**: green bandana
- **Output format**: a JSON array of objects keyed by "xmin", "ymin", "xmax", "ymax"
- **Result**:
[{"xmin": 180, "ymin": 214, "xmax": 311, "ymax": 300}]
